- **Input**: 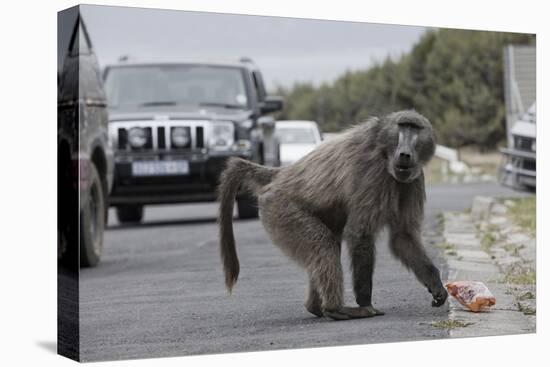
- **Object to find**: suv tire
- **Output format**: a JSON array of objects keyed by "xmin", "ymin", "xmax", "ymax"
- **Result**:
[
  {"xmin": 116, "ymin": 205, "xmax": 144, "ymax": 224},
  {"xmin": 80, "ymin": 164, "xmax": 105, "ymax": 267},
  {"xmin": 237, "ymin": 194, "xmax": 259, "ymax": 219}
]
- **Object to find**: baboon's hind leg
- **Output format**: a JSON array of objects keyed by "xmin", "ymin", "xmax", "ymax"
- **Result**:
[
  {"xmin": 305, "ymin": 279, "xmax": 323, "ymax": 317},
  {"xmin": 260, "ymin": 192, "xmax": 375, "ymax": 321}
]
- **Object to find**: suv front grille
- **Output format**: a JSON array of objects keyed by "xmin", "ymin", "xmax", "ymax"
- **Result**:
[
  {"xmin": 196, "ymin": 126, "xmax": 204, "ymax": 148},
  {"xmin": 157, "ymin": 127, "xmax": 166, "ymax": 149},
  {"xmin": 523, "ymin": 159, "xmax": 536, "ymax": 172},
  {"xmin": 113, "ymin": 121, "xmax": 208, "ymax": 152},
  {"xmin": 514, "ymin": 135, "xmax": 535, "ymax": 152}
]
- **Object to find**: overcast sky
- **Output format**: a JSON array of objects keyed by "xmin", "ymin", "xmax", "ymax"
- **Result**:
[{"xmin": 78, "ymin": 5, "xmax": 428, "ymax": 89}]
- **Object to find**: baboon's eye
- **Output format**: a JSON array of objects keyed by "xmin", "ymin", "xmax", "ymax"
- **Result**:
[{"xmin": 398, "ymin": 121, "xmax": 422, "ymax": 130}]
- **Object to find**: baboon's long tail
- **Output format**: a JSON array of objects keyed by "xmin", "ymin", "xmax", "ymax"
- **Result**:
[{"xmin": 218, "ymin": 157, "xmax": 278, "ymax": 293}]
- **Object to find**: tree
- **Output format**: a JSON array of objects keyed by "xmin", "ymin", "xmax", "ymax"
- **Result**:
[{"xmin": 274, "ymin": 28, "xmax": 534, "ymax": 149}]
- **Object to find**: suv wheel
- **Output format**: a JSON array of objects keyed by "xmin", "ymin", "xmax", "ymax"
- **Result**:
[
  {"xmin": 116, "ymin": 205, "xmax": 144, "ymax": 224},
  {"xmin": 237, "ymin": 195, "xmax": 259, "ymax": 219},
  {"xmin": 80, "ymin": 164, "xmax": 105, "ymax": 267}
]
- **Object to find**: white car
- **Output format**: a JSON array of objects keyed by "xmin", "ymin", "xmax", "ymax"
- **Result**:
[{"xmin": 275, "ymin": 120, "xmax": 323, "ymax": 166}]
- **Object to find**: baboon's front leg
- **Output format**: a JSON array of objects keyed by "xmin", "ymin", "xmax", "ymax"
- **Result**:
[
  {"xmin": 388, "ymin": 228, "xmax": 447, "ymax": 307},
  {"xmin": 348, "ymin": 234, "xmax": 384, "ymax": 316}
]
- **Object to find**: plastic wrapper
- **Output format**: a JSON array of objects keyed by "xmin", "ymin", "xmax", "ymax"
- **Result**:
[{"xmin": 445, "ymin": 281, "xmax": 496, "ymax": 312}]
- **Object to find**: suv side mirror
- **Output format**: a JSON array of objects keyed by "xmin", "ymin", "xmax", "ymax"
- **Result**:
[
  {"xmin": 258, "ymin": 115, "xmax": 275, "ymax": 128},
  {"xmin": 260, "ymin": 96, "xmax": 284, "ymax": 115}
]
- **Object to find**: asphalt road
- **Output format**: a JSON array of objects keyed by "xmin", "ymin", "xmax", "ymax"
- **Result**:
[{"xmin": 79, "ymin": 181, "xmax": 525, "ymax": 362}]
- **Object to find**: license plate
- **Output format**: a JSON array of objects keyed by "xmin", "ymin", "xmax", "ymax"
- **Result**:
[{"xmin": 131, "ymin": 160, "xmax": 189, "ymax": 176}]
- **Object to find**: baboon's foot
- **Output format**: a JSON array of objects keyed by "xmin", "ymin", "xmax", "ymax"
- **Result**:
[
  {"xmin": 305, "ymin": 300, "xmax": 323, "ymax": 317},
  {"xmin": 363, "ymin": 306, "xmax": 386, "ymax": 316},
  {"xmin": 362, "ymin": 305, "xmax": 385, "ymax": 316},
  {"xmin": 356, "ymin": 299, "xmax": 385, "ymax": 316},
  {"xmin": 323, "ymin": 306, "xmax": 378, "ymax": 321}
]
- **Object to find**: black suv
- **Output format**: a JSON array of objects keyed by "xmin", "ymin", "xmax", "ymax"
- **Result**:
[
  {"xmin": 58, "ymin": 11, "xmax": 114, "ymax": 267},
  {"xmin": 103, "ymin": 59, "xmax": 282, "ymax": 224}
]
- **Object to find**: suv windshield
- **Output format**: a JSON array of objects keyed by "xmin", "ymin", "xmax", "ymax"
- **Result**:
[{"xmin": 104, "ymin": 64, "xmax": 249, "ymax": 109}]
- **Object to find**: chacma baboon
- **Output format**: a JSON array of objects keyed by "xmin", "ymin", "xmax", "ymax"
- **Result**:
[{"xmin": 218, "ymin": 110, "xmax": 448, "ymax": 321}]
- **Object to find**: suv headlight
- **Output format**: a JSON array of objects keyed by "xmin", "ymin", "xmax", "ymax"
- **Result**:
[
  {"xmin": 171, "ymin": 126, "xmax": 191, "ymax": 148},
  {"xmin": 209, "ymin": 122, "xmax": 234, "ymax": 150},
  {"xmin": 128, "ymin": 127, "xmax": 148, "ymax": 148}
]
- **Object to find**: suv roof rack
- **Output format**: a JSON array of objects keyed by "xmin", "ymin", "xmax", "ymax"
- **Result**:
[
  {"xmin": 239, "ymin": 57, "xmax": 255, "ymax": 64},
  {"xmin": 118, "ymin": 54, "xmax": 132, "ymax": 63}
]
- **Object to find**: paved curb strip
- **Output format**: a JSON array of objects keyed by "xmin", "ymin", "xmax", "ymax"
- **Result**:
[{"xmin": 441, "ymin": 196, "xmax": 535, "ymax": 337}]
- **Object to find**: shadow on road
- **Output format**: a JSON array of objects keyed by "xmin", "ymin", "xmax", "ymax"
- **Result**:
[{"xmin": 107, "ymin": 217, "xmax": 259, "ymax": 230}]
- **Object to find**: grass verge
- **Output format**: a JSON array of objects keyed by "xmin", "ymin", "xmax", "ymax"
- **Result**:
[
  {"xmin": 517, "ymin": 302, "xmax": 536, "ymax": 316},
  {"xmin": 502, "ymin": 264, "xmax": 536, "ymax": 285},
  {"xmin": 506, "ymin": 197, "xmax": 536, "ymax": 236}
]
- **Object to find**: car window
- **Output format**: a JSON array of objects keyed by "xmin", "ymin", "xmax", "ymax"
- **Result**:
[{"xmin": 276, "ymin": 127, "xmax": 317, "ymax": 144}]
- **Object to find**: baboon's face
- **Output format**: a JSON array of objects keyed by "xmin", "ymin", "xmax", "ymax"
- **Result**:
[{"xmin": 384, "ymin": 112, "xmax": 435, "ymax": 184}]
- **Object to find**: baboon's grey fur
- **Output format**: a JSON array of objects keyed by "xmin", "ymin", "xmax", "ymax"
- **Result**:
[{"xmin": 218, "ymin": 110, "xmax": 448, "ymax": 321}]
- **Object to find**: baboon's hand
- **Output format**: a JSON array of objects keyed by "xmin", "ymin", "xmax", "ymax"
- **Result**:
[{"xmin": 429, "ymin": 283, "xmax": 448, "ymax": 307}]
